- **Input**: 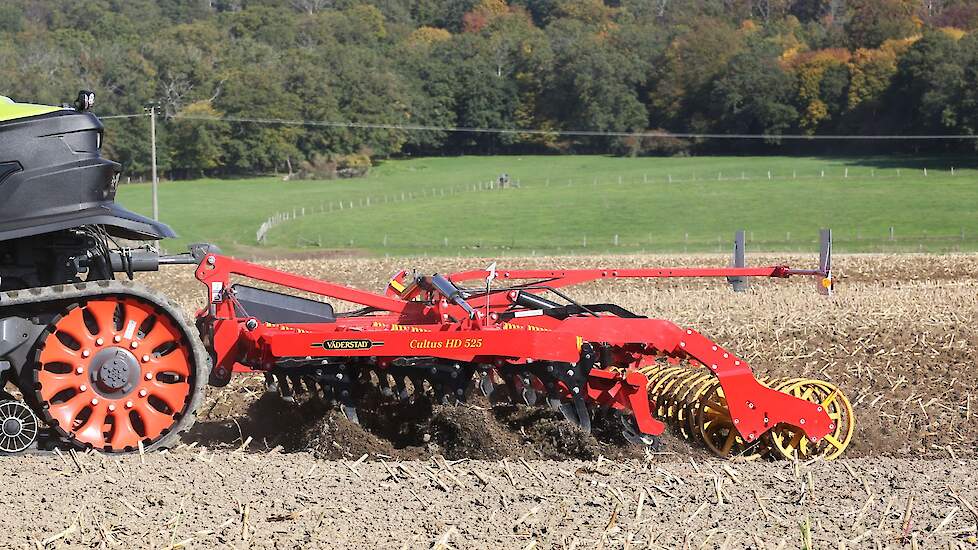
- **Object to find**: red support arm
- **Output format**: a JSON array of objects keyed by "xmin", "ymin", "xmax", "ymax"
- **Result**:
[
  {"xmin": 448, "ymin": 266, "xmax": 795, "ymax": 288},
  {"xmin": 195, "ymin": 254, "xmax": 411, "ymax": 313}
]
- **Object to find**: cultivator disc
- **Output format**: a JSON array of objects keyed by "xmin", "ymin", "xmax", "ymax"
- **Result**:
[
  {"xmin": 31, "ymin": 297, "xmax": 200, "ymax": 451},
  {"xmin": 641, "ymin": 364, "xmax": 854, "ymax": 460},
  {"xmin": 263, "ymin": 352, "xmax": 660, "ymax": 447}
]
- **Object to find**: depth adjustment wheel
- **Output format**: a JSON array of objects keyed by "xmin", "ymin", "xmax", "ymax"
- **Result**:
[
  {"xmin": 0, "ymin": 400, "xmax": 39, "ymax": 454},
  {"xmin": 32, "ymin": 295, "xmax": 201, "ymax": 452}
]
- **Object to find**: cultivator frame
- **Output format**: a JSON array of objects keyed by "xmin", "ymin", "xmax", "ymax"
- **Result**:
[{"xmin": 192, "ymin": 229, "xmax": 849, "ymax": 458}]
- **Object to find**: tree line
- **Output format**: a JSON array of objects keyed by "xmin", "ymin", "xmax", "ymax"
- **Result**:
[{"xmin": 2, "ymin": 0, "xmax": 977, "ymax": 178}]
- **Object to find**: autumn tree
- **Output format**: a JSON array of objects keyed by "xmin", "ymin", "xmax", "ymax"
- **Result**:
[{"xmin": 846, "ymin": 0, "xmax": 920, "ymax": 48}]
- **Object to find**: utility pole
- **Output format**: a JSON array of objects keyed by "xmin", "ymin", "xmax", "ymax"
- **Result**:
[{"xmin": 149, "ymin": 104, "xmax": 159, "ymax": 221}]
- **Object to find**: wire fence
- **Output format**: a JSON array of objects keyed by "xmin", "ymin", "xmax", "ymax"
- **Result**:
[
  {"xmin": 256, "ymin": 177, "xmax": 521, "ymax": 243},
  {"xmin": 277, "ymin": 229, "xmax": 978, "ymax": 256}
]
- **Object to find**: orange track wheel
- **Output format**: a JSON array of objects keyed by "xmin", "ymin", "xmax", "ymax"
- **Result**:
[{"xmin": 33, "ymin": 296, "xmax": 197, "ymax": 451}]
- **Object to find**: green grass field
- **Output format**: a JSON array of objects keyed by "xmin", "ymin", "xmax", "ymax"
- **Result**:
[{"xmin": 117, "ymin": 155, "xmax": 978, "ymax": 257}]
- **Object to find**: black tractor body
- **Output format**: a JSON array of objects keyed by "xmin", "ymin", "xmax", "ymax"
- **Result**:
[{"xmin": 0, "ymin": 94, "xmax": 173, "ymax": 290}]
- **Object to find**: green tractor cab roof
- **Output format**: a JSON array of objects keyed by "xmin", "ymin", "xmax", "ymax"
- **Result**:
[{"xmin": 0, "ymin": 96, "xmax": 63, "ymax": 123}]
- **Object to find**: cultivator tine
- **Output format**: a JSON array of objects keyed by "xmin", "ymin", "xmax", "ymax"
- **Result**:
[
  {"xmin": 289, "ymin": 375, "xmax": 306, "ymax": 397},
  {"xmin": 619, "ymin": 412, "xmax": 659, "ymax": 447},
  {"xmin": 377, "ymin": 371, "xmax": 394, "ymax": 397},
  {"xmin": 478, "ymin": 371, "xmax": 495, "ymax": 398},
  {"xmin": 394, "ymin": 377, "xmax": 411, "ymax": 401},
  {"xmin": 519, "ymin": 375, "xmax": 538, "ymax": 406},
  {"xmin": 277, "ymin": 374, "xmax": 295, "ymax": 403},
  {"xmin": 408, "ymin": 377, "xmax": 426, "ymax": 401},
  {"xmin": 500, "ymin": 373, "xmax": 521, "ymax": 404},
  {"xmin": 558, "ymin": 398, "xmax": 592, "ymax": 433},
  {"xmin": 264, "ymin": 372, "xmax": 279, "ymax": 394},
  {"xmin": 302, "ymin": 376, "xmax": 320, "ymax": 399},
  {"xmin": 319, "ymin": 379, "xmax": 335, "ymax": 402}
]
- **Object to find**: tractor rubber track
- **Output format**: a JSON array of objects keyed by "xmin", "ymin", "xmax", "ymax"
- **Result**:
[{"xmin": 0, "ymin": 280, "xmax": 209, "ymax": 453}]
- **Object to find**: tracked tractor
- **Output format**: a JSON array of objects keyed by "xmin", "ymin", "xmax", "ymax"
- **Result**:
[
  {"xmin": 0, "ymin": 93, "xmax": 208, "ymax": 453},
  {"xmin": 0, "ymin": 93, "xmax": 854, "ymax": 459}
]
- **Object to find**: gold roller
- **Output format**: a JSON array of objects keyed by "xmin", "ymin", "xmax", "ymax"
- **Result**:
[
  {"xmin": 695, "ymin": 382, "xmax": 769, "ymax": 459},
  {"xmin": 765, "ymin": 378, "xmax": 855, "ymax": 460},
  {"xmin": 639, "ymin": 363, "xmax": 854, "ymax": 461}
]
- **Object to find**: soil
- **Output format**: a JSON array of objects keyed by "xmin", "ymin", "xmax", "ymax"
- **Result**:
[
  {"xmin": 0, "ymin": 452, "xmax": 975, "ymax": 548},
  {"xmin": 188, "ymin": 378, "xmax": 647, "ymax": 462}
]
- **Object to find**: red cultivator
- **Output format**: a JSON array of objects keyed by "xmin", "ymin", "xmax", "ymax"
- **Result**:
[{"xmin": 193, "ymin": 230, "xmax": 853, "ymax": 460}]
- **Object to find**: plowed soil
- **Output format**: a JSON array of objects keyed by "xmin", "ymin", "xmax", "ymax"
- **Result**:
[{"xmin": 2, "ymin": 253, "xmax": 976, "ymax": 548}]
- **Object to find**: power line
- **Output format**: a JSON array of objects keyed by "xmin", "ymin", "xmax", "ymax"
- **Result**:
[
  {"xmin": 99, "ymin": 113, "xmax": 149, "ymax": 119},
  {"xmin": 101, "ymin": 112, "xmax": 978, "ymax": 140}
]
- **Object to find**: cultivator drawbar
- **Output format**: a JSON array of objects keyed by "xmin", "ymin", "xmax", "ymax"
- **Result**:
[{"xmin": 193, "ymin": 230, "xmax": 853, "ymax": 460}]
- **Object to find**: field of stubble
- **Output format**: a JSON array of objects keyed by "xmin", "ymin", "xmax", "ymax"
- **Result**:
[{"xmin": 1, "ymin": 253, "xmax": 976, "ymax": 549}]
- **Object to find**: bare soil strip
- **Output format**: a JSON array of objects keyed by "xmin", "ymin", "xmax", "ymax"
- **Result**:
[{"xmin": 1, "ymin": 452, "xmax": 975, "ymax": 548}]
